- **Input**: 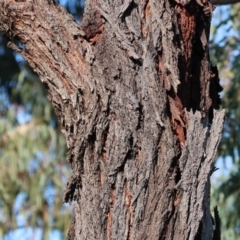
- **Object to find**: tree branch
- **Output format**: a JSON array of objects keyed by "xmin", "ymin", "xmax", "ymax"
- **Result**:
[
  {"xmin": 0, "ymin": 0, "xmax": 96, "ymax": 142},
  {"xmin": 0, "ymin": 0, "xmax": 88, "ymax": 105},
  {"xmin": 211, "ymin": 0, "xmax": 240, "ymax": 5}
]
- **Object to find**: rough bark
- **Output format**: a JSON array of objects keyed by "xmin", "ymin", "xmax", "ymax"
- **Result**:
[{"xmin": 0, "ymin": 0, "xmax": 224, "ymax": 240}]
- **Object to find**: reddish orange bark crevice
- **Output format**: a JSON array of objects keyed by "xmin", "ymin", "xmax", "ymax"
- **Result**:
[
  {"xmin": 158, "ymin": 57, "xmax": 187, "ymax": 145},
  {"xmin": 82, "ymin": 11, "xmax": 105, "ymax": 45},
  {"xmin": 102, "ymin": 151, "xmax": 108, "ymax": 163},
  {"xmin": 89, "ymin": 32, "xmax": 103, "ymax": 45},
  {"xmin": 99, "ymin": 171, "xmax": 104, "ymax": 188},
  {"xmin": 125, "ymin": 181, "xmax": 132, "ymax": 209},
  {"xmin": 141, "ymin": 1, "xmax": 150, "ymax": 37},
  {"xmin": 156, "ymin": 3, "xmax": 200, "ymax": 146},
  {"xmin": 66, "ymin": 49, "xmax": 87, "ymax": 77},
  {"xmin": 141, "ymin": 24, "xmax": 146, "ymax": 38},
  {"xmin": 144, "ymin": 1, "xmax": 151, "ymax": 19},
  {"xmin": 174, "ymin": 4, "xmax": 196, "ymax": 64},
  {"xmin": 168, "ymin": 93, "xmax": 187, "ymax": 145},
  {"xmin": 107, "ymin": 189, "xmax": 116, "ymax": 240},
  {"xmin": 50, "ymin": 63, "xmax": 73, "ymax": 94},
  {"xmin": 135, "ymin": 148, "xmax": 141, "ymax": 167},
  {"xmin": 107, "ymin": 211, "xmax": 112, "ymax": 240},
  {"xmin": 125, "ymin": 181, "xmax": 133, "ymax": 240},
  {"xmin": 173, "ymin": 190, "xmax": 182, "ymax": 207},
  {"xmin": 89, "ymin": 21, "xmax": 104, "ymax": 45}
]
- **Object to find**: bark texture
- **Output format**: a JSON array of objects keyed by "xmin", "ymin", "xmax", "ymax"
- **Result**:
[{"xmin": 0, "ymin": 0, "xmax": 224, "ymax": 239}]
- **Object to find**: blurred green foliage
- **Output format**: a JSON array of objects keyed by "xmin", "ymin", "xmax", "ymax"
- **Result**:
[
  {"xmin": 210, "ymin": 4, "xmax": 240, "ymax": 240},
  {"xmin": 0, "ymin": 1, "xmax": 85, "ymax": 239},
  {"xmin": 0, "ymin": 39, "xmax": 71, "ymax": 239}
]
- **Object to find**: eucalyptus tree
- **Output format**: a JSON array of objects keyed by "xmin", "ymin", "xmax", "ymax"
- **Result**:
[{"xmin": 0, "ymin": 0, "xmax": 226, "ymax": 239}]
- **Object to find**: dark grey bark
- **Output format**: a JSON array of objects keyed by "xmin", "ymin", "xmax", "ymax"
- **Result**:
[
  {"xmin": 211, "ymin": 0, "xmax": 240, "ymax": 5},
  {"xmin": 0, "ymin": 0, "xmax": 224, "ymax": 239}
]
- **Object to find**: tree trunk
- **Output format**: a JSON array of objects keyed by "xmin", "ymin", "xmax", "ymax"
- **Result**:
[{"xmin": 0, "ymin": 0, "xmax": 224, "ymax": 239}]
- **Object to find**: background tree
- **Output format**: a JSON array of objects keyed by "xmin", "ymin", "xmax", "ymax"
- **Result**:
[
  {"xmin": 210, "ymin": 4, "xmax": 240, "ymax": 240},
  {"xmin": 0, "ymin": 1, "xmax": 84, "ymax": 238},
  {"xmin": 0, "ymin": 0, "xmax": 238, "ymax": 240},
  {"xmin": 0, "ymin": 36, "xmax": 71, "ymax": 239}
]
